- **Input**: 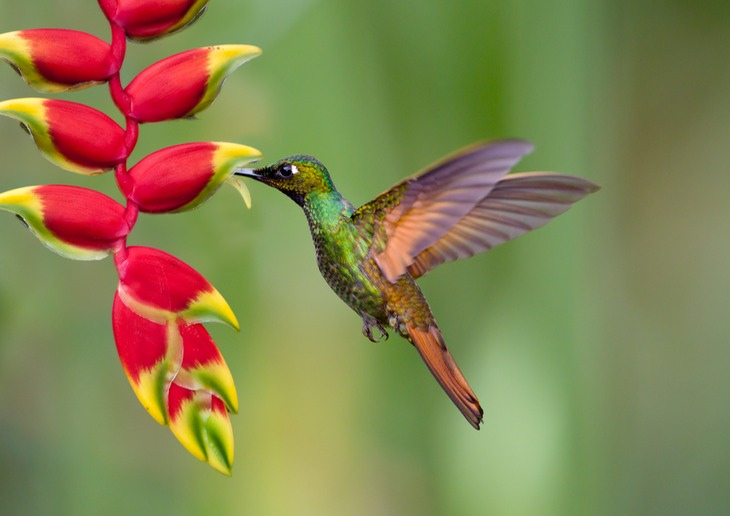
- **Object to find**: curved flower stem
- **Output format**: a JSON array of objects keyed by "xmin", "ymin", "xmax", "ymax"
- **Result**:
[
  {"xmin": 108, "ymin": 23, "xmax": 127, "ymax": 106},
  {"xmin": 105, "ymin": 19, "xmax": 141, "ymax": 260}
]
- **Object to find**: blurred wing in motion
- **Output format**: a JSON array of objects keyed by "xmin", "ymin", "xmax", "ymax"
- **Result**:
[
  {"xmin": 407, "ymin": 173, "xmax": 600, "ymax": 278},
  {"xmin": 352, "ymin": 140, "xmax": 536, "ymax": 282}
]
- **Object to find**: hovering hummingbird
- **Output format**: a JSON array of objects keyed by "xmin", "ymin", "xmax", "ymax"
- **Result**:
[{"xmin": 236, "ymin": 139, "xmax": 598, "ymax": 429}]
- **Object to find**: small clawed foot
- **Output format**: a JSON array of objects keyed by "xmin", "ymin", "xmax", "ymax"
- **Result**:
[{"xmin": 362, "ymin": 318, "xmax": 389, "ymax": 343}]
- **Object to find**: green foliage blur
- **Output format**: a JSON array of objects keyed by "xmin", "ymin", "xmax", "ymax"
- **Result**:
[{"xmin": 1, "ymin": 0, "xmax": 729, "ymax": 514}]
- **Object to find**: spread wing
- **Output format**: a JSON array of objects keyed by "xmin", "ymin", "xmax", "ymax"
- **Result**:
[
  {"xmin": 352, "ymin": 140, "xmax": 535, "ymax": 282},
  {"xmin": 407, "ymin": 173, "xmax": 600, "ymax": 278}
]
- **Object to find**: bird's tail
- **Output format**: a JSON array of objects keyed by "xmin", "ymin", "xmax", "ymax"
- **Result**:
[{"xmin": 407, "ymin": 324, "xmax": 484, "ymax": 429}]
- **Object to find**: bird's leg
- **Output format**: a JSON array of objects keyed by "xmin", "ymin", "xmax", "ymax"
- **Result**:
[{"xmin": 361, "ymin": 315, "xmax": 389, "ymax": 343}]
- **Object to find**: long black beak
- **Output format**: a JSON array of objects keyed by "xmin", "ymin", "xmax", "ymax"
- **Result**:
[{"xmin": 234, "ymin": 167, "xmax": 262, "ymax": 178}]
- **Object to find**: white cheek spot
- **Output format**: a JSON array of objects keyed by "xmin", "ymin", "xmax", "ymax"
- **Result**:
[{"xmin": 291, "ymin": 164, "xmax": 300, "ymax": 175}]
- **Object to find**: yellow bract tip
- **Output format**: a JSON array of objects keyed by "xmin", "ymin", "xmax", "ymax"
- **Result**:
[
  {"xmin": 213, "ymin": 142, "xmax": 262, "ymax": 163},
  {"xmin": 0, "ymin": 185, "xmax": 39, "ymax": 209},
  {"xmin": 209, "ymin": 44, "xmax": 262, "ymax": 65},
  {"xmin": 213, "ymin": 142, "xmax": 260, "ymax": 210},
  {"xmin": 128, "ymin": 365, "xmax": 171, "ymax": 426},
  {"xmin": 185, "ymin": 289, "xmax": 240, "ymax": 331},
  {"xmin": 0, "ymin": 30, "xmax": 27, "ymax": 55},
  {"xmin": 168, "ymin": 390, "xmax": 235, "ymax": 475},
  {"xmin": 169, "ymin": 394, "xmax": 208, "ymax": 462},
  {"xmin": 0, "ymin": 97, "xmax": 46, "ymax": 120}
]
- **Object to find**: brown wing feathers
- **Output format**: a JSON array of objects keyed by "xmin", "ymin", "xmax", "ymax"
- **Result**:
[
  {"xmin": 370, "ymin": 140, "xmax": 536, "ymax": 282},
  {"xmin": 407, "ymin": 172, "xmax": 600, "ymax": 278}
]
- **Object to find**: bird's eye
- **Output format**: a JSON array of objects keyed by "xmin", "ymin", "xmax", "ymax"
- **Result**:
[{"xmin": 277, "ymin": 164, "xmax": 294, "ymax": 178}]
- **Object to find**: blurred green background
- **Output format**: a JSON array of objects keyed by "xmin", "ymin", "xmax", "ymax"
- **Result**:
[{"xmin": 1, "ymin": 0, "xmax": 729, "ymax": 514}]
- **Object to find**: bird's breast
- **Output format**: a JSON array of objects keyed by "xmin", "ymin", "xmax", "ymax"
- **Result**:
[{"xmin": 309, "ymin": 223, "xmax": 386, "ymax": 319}]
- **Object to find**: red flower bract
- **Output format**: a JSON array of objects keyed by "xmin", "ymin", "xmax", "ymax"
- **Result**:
[
  {"xmin": 38, "ymin": 184, "xmax": 129, "ymax": 250},
  {"xmin": 113, "ymin": 293, "xmax": 169, "ymax": 384},
  {"xmin": 23, "ymin": 29, "xmax": 117, "ymax": 87},
  {"xmin": 125, "ymin": 48, "xmax": 208, "ymax": 122},
  {"xmin": 115, "ymin": 246, "xmax": 239, "ymax": 329},
  {"xmin": 0, "ymin": 184, "xmax": 129, "ymax": 259},
  {"xmin": 129, "ymin": 142, "xmax": 217, "ymax": 211},
  {"xmin": 127, "ymin": 141, "xmax": 260, "ymax": 213},
  {"xmin": 125, "ymin": 45, "xmax": 260, "ymax": 123},
  {"xmin": 46, "ymin": 100, "xmax": 129, "ymax": 168},
  {"xmin": 99, "ymin": 0, "xmax": 209, "ymax": 41},
  {"xmin": 0, "ymin": 98, "xmax": 129, "ymax": 175},
  {"xmin": 117, "ymin": 246, "xmax": 213, "ymax": 314}
]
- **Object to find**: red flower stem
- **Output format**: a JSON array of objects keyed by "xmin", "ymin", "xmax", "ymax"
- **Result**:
[
  {"xmin": 106, "ymin": 20, "xmax": 140, "ymax": 265},
  {"xmin": 109, "ymin": 75, "xmax": 126, "ymax": 115},
  {"xmin": 124, "ymin": 196, "xmax": 139, "ymax": 228},
  {"xmin": 108, "ymin": 23, "xmax": 128, "ymax": 110},
  {"xmin": 114, "ymin": 244, "xmax": 129, "ymax": 271},
  {"xmin": 123, "ymin": 116, "xmax": 139, "ymax": 151},
  {"xmin": 109, "ymin": 23, "xmax": 127, "ymax": 83}
]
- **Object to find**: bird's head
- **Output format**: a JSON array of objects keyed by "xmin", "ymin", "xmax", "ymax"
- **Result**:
[{"xmin": 235, "ymin": 155, "xmax": 335, "ymax": 206}]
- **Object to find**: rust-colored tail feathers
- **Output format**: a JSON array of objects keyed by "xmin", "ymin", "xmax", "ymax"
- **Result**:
[{"xmin": 408, "ymin": 324, "xmax": 484, "ymax": 429}]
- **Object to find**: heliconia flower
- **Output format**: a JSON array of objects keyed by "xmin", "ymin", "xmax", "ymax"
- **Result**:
[
  {"xmin": 99, "ymin": 0, "xmax": 209, "ymax": 42},
  {"xmin": 115, "ymin": 245, "xmax": 239, "ymax": 330},
  {"xmin": 112, "ymin": 293, "xmax": 237, "ymax": 474},
  {"xmin": 0, "ymin": 98, "xmax": 128, "ymax": 175},
  {"xmin": 127, "ymin": 141, "xmax": 260, "ymax": 213},
  {"xmin": 0, "ymin": 185, "xmax": 129, "ymax": 260},
  {"xmin": 125, "ymin": 45, "xmax": 261, "ymax": 123},
  {"xmin": 0, "ymin": 29, "xmax": 116, "ymax": 93}
]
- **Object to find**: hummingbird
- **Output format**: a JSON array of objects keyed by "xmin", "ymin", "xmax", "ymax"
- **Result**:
[{"xmin": 235, "ymin": 139, "xmax": 598, "ymax": 429}]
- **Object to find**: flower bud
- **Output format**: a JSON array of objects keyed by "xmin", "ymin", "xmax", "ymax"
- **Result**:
[
  {"xmin": 125, "ymin": 45, "xmax": 261, "ymax": 123},
  {"xmin": 0, "ymin": 98, "xmax": 128, "ymax": 175},
  {"xmin": 99, "ymin": 0, "xmax": 209, "ymax": 41},
  {"xmin": 0, "ymin": 29, "xmax": 116, "ymax": 92},
  {"xmin": 0, "ymin": 185, "xmax": 129, "ymax": 260},
  {"xmin": 127, "ymin": 141, "xmax": 260, "ymax": 213},
  {"xmin": 116, "ymin": 246, "xmax": 239, "ymax": 329}
]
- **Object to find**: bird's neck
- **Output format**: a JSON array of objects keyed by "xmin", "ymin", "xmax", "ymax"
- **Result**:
[{"xmin": 302, "ymin": 189, "xmax": 355, "ymax": 233}]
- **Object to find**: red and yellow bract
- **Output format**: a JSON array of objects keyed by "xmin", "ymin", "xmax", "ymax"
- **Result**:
[
  {"xmin": 125, "ymin": 45, "xmax": 261, "ymax": 123},
  {"xmin": 98, "ymin": 0, "xmax": 210, "ymax": 41},
  {"xmin": 0, "ymin": 98, "xmax": 128, "ymax": 175},
  {"xmin": 127, "ymin": 141, "xmax": 260, "ymax": 213},
  {"xmin": 0, "ymin": 185, "xmax": 129, "ymax": 260},
  {"xmin": 0, "ymin": 29, "xmax": 117, "ymax": 92}
]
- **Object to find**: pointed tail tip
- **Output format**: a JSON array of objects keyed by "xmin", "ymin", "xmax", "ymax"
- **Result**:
[
  {"xmin": 465, "ymin": 401, "xmax": 485, "ymax": 430},
  {"xmin": 408, "ymin": 324, "xmax": 485, "ymax": 430}
]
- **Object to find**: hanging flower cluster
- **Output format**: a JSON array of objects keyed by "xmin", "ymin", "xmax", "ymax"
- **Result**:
[{"xmin": 0, "ymin": 0, "xmax": 261, "ymax": 475}]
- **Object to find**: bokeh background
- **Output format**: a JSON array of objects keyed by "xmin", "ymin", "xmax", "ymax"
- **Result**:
[{"xmin": 1, "ymin": 0, "xmax": 729, "ymax": 514}]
